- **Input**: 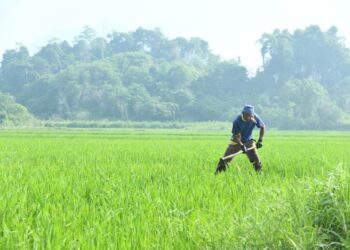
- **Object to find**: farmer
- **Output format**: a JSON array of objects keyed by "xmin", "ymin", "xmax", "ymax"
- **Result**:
[{"xmin": 215, "ymin": 105, "xmax": 265, "ymax": 174}]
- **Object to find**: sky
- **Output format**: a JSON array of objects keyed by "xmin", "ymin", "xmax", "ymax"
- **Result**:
[{"xmin": 1, "ymin": 0, "xmax": 350, "ymax": 72}]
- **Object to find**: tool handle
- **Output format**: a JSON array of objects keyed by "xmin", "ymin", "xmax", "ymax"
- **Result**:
[{"xmin": 221, "ymin": 146, "xmax": 256, "ymax": 161}]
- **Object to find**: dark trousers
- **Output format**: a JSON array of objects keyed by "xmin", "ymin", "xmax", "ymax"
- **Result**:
[{"xmin": 223, "ymin": 140, "xmax": 262, "ymax": 171}]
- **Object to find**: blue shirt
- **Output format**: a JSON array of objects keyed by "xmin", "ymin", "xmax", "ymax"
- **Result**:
[{"xmin": 232, "ymin": 114, "xmax": 265, "ymax": 143}]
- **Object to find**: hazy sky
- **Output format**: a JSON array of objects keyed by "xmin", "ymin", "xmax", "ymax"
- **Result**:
[{"xmin": 1, "ymin": 0, "xmax": 349, "ymax": 72}]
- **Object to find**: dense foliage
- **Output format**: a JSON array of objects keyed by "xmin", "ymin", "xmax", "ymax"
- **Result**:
[{"xmin": 1, "ymin": 25, "xmax": 350, "ymax": 129}]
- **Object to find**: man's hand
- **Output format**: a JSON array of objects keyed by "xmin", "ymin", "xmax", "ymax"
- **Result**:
[
  {"xmin": 256, "ymin": 139, "xmax": 263, "ymax": 149},
  {"xmin": 240, "ymin": 145, "xmax": 247, "ymax": 153}
]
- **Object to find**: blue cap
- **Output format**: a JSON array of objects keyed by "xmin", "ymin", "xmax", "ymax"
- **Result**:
[{"xmin": 242, "ymin": 105, "xmax": 255, "ymax": 114}]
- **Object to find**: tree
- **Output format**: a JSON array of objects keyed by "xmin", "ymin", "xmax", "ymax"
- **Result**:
[
  {"xmin": 1, "ymin": 46, "xmax": 37, "ymax": 95},
  {"xmin": 294, "ymin": 26, "xmax": 350, "ymax": 85},
  {"xmin": 278, "ymin": 79, "xmax": 341, "ymax": 129},
  {"xmin": 74, "ymin": 26, "xmax": 96, "ymax": 44},
  {"xmin": 191, "ymin": 60, "xmax": 248, "ymax": 100},
  {"xmin": 259, "ymin": 29, "xmax": 295, "ymax": 84},
  {"xmin": 19, "ymin": 75, "xmax": 56, "ymax": 118},
  {"xmin": 0, "ymin": 92, "xmax": 37, "ymax": 126},
  {"xmin": 107, "ymin": 31, "xmax": 137, "ymax": 54},
  {"xmin": 258, "ymin": 25, "xmax": 350, "ymax": 88},
  {"xmin": 33, "ymin": 41, "xmax": 75, "ymax": 74},
  {"xmin": 72, "ymin": 26, "xmax": 97, "ymax": 63},
  {"xmin": 330, "ymin": 76, "xmax": 350, "ymax": 112},
  {"xmin": 165, "ymin": 63, "xmax": 196, "ymax": 87},
  {"xmin": 90, "ymin": 37, "xmax": 108, "ymax": 60},
  {"xmin": 133, "ymin": 27, "xmax": 164, "ymax": 53}
]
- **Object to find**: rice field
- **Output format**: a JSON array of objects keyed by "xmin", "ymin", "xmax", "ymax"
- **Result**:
[{"xmin": 0, "ymin": 129, "xmax": 349, "ymax": 249}]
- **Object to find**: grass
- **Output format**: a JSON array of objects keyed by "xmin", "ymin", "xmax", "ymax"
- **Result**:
[{"xmin": 0, "ymin": 129, "xmax": 349, "ymax": 249}]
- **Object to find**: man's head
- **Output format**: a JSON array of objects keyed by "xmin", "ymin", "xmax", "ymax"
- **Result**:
[{"xmin": 242, "ymin": 105, "xmax": 255, "ymax": 121}]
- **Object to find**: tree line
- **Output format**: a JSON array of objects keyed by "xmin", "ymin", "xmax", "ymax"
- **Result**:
[{"xmin": 0, "ymin": 25, "xmax": 349, "ymax": 129}]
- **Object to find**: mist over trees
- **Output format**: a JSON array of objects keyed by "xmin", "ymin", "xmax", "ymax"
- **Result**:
[{"xmin": 1, "ymin": 25, "xmax": 350, "ymax": 129}]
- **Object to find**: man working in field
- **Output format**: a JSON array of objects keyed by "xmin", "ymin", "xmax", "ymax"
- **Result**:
[{"xmin": 215, "ymin": 105, "xmax": 265, "ymax": 174}]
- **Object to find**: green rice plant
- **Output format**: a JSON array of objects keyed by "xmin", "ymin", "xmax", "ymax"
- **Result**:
[
  {"xmin": 0, "ymin": 129, "xmax": 349, "ymax": 249},
  {"xmin": 306, "ymin": 164, "xmax": 350, "ymax": 248}
]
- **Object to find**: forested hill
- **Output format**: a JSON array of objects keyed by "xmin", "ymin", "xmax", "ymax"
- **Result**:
[{"xmin": 1, "ymin": 25, "xmax": 350, "ymax": 129}]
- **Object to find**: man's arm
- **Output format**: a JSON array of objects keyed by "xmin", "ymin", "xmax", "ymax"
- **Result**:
[
  {"xmin": 232, "ymin": 119, "xmax": 247, "ymax": 153},
  {"xmin": 256, "ymin": 125, "xmax": 265, "ymax": 149},
  {"xmin": 233, "ymin": 133, "xmax": 248, "ymax": 153},
  {"xmin": 232, "ymin": 120, "xmax": 243, "ymax": 146},
  {"xmin": 233, "ymin": 134, "xmax": 244, "ymax": 147},
  {"xmin": 258, "ymin": 125, "xmax": 265, "ymax": 142}
]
